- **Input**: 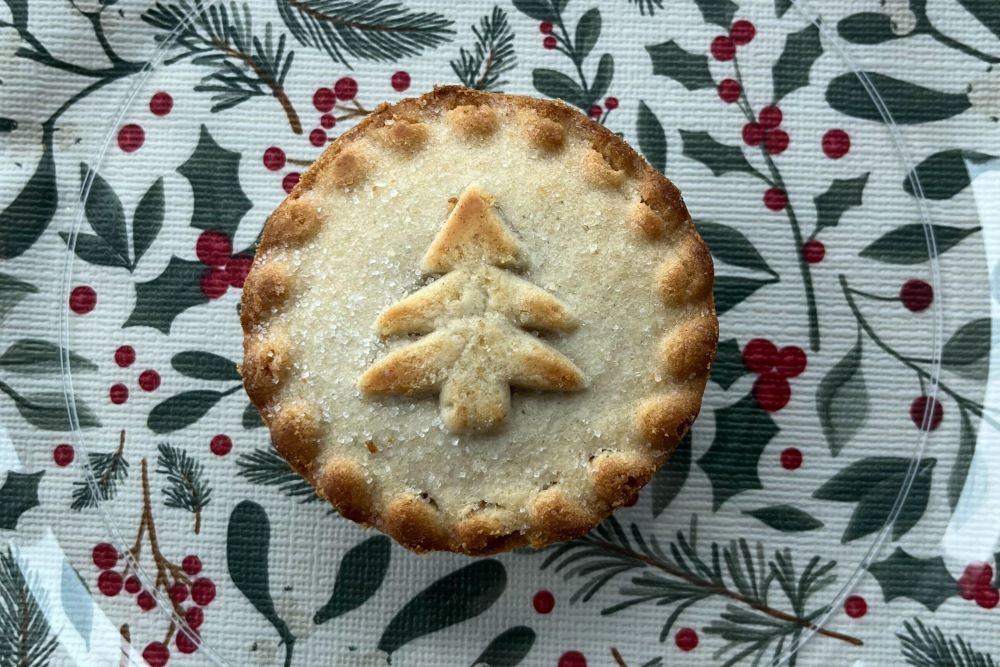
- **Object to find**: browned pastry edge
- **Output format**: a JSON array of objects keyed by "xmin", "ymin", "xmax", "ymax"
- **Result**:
[{"xmin": 240, "ymin": 86, "xmax": 718, "ymax": 555}]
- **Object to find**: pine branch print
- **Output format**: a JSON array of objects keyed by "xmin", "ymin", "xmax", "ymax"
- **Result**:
[
  {"xmin": 899, "ymin": 618, "xmax": 998, "ymax": 667},
  {"xmin": 627, "ymin": 0, "xmax": 664, "ymax": 15},
  {"xmin": 71, "ymin": 429, "xmax": 129, "ymax": 511},
  {"xmin": 142, "ymin": 0, "xmax": 302, "ymax": 133},
  {"xmin": 543, "ymin": 516, "xmax": 860, "ymax": 664},
  {"xmin": 276, "ymin": 0, "xmax": 454, "ymax": 67},
  {"xmin": 236, "ymin": 445, "xmax": 321, "ymax": 504},
  {"xmin": 0, "ymin": 548, "xmax": 57, "ymax": 667},
  {"xmin": 155, "ymin": 443, "xmax": 212, "ymax": 534},
  {"xmin": 450, "ymin": 6, "xmax": 516, "ymax": 92}
]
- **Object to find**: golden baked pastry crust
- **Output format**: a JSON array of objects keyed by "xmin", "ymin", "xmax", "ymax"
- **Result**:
[{"xmin": 241, "ymin": 86, "xmax": 717, "ymax": 555}]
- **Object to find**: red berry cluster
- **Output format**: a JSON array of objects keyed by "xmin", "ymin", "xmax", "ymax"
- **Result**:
[
  {"xmin": 743, "ymin": 105, "xmax": 789, "ymax": 156},
  {"xmin": 91, "ymin": 543, "xmax": 214, "ymax": 665},
  {"xmin": 117, "ymin": 91, "xmax": 174, "ymax": 154},
  {"xmin": 959, "ymin": 562, "xmax": 999, "ymax": 609},
  {"xmin": 196, "ymin": 230, "xmax": 252, "ymax": 299},
  {"xmin": 539, "ymin": 20, "xmax": 557, "ymax": 49},
  {"xmin": 711, "ymin": 19, "xmax": 755, "ymax": 62},
  {"xmin": 108, "ymin": 345, "xmax": 160, "ymax": 406},
  {"xmin": 742, "ymin": 339, "xmax": 807, "ymax": 412},
  {"xmin": 588, "ymin": 97, "xmax": 619, "ymax": 122},
  {"xmin": 310, "ymin": 77, "xmax": 360, "ymax": 145}
]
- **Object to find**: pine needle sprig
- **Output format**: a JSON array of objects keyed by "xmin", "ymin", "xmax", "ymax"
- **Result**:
[
  {"xmin": 450, "ymin": 6, "xmax": 516, "ymax": 91},
  {"xmin": 71, "ymin": 430, "xmax": 129, "ymax": 511},
  {"xmin": 899, "ymin": 618, "xmax": 998, "ymax": 667},
  {"xmin": 236, "ymin": 445, "xmax": 321, "ymax": 504},
  {"xmin": 155, "ymin": 443, "xmax": 212, "ymax": 534},
  {"xmin": 0, "ymin": 548, "xmax": 57, "ymax": 667},
  {"xmin": 142, "ymin": 1, "xmax": 301, "ymax": 132},
  {"xmin": 627, "ymin": 0, "xmax": 664, "ymax": 15},
  {"xmin": 276, "ymin": 0, "xmax": 454, "ymax": 67}
]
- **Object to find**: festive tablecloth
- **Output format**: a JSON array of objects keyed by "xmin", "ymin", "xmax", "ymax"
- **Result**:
[{"xmin": 2, "ymin": 0, "xmax": 999, "ymax": 665}]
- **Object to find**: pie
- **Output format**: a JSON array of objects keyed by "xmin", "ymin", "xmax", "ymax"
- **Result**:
[{"xmin": 240, "ymin": 86, "xmax": 717, "ymax": 554}]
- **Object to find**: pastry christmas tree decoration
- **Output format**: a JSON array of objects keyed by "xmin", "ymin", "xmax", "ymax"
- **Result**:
[
  {"xmin": 241, "ymin": 87, "xmax": 717, "ymax": 554},
  {"xmin": 358, "ymin": 186, "xmax": 586, "ymax": 434}
]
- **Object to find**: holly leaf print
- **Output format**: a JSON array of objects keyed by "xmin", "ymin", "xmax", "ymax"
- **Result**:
[
  {"xmin": 814, "ymin": 173, "xmax": 869, "ymax": 232},
  {"xmin": 5, "ymin": 390, "xmax": 100, "ymax": 431},
  {"xmin": 314, "ymin": 536, "xmax": 391, "ymax": 624},
  {"xmin": 696, "ymin": 221, "xmax": 776, "ymax": 276},
  {"xmin": 942, "ymin": 318, "xmax": 990, "ymax": 378},
  {"xmin": 680, "ymin": 130, "xmax": 756, "ymax": 177},
  {"xmin": 646, "ymin": 40, "xmax": 715, "ymax": 91},
  {"xmin": 869, "ymin": 547, "xmax": 957, "ymax": 611},
  {"xmin": 693, "ymin": 0, "xmax": 738, "ymax": 28},
  {"xmin": 0, "ymin": 138, "xmax": 56, "ymax": 259},
  {"xmin": 0, "ymin": 272, "xmax": 38, "ymax": 325},
  {"xmin": 949, "ymin": 410, "xmax": 977, "ymax": 511},
  {"xmin": 177, "ymin": 125, "xmax": 252, "ymax": 238},
  {"xmin": 838, "ymin": 12, "xmax": 910, "ymax": 45},
  {"xmin": 172, "ymin": 350, "xmax": 240, "ymax": 381},
  {"xmin": 148, "ymin": 389, "xmax": 234, "ymax": 434},
  {"xmin": 713, "ymin": 275, "xmax": 778, "ymax": 316},
  {"xmin": 775, "ymin": 0, "xmax": 793, "ymax": 17},
  {"xmin": 744, "ymin": 504, "xmax": 824, "ymax": 532},
  {"xmin": 80, "ymin": 164, "xmax": 128, "ymax": 266},
  {"xmin": 378, "ymin": 560, "xmax": 506, "ymax": 655},
  {"xmin": 0, "ymin": 340, "xmax": 96, "ymax": 375},
  {"xmin": 124, "ymin": 257, "xmax": 209, "ymax": 333},
  {"xmin": 772, "ymin": 23, "xmax": 822, "ymax": 103},
  {"xmin": 813, "ymin": 457, "xmax": 935, "ymax": 542},
  {"xmin": 574, "ymin": 8, "xmax": 600, "ymax": 60},
  {"xmin": 227, "ymin": 501, "xmax": 296, "ymax": 667},
  {"xmin": 905, "ymin": 149, "xmax": 995, "ymax": 200},
  {"xmin": 709, "ymin": 338, "xmax": 748, "ymax": 390},
  {"xmin": 0, "ymin": 471, "xmax": 43, "ymax": 529},
  {"xmin": 650, "ymin": 431, "xmax": 691, "ymax": 518},
  {"xmin": 511, "ymin": 0, "xmax": 557, "ymax": 22},
  {"xmin": 816, "ymin": 332, "xmax": 868, "ymax": 455},
  {"xmin": 589, "ymin": 53, "xmax": 614, "ymax": 102},
  {"xmin": 243, "ymin": 402, "xmax": 264, "ymax": 429},
  {"xmin": 826, "ymin": 72, "xmax": 971, "ymax": 124},
  {"xmin": 133, "ymin": 178, "xmax": 165, "ymax": 265},
  {"xmin": 860, "ymin": 224, "xmax": 980, "ymax": 264},
  {"xmin": 472, "ymin": 626, "xmax": 537, "ymax": 667},
  {"xmin": 697, "ymin": 393, "xmax": 779, "ymax": 510},
  {"xmin": 636, "ymin": 101, "xmax": 667, "ymax": 173},
  {"xmin": 533, "ymin": 69, "xmax": 586, "ymax": 109}
]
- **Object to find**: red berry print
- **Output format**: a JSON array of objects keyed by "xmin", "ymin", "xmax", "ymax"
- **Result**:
[
  {"xmin": 900, "ymin": 279, "xmax": 933, "ymax": 312},
  {"xmin": 175, "ymin": 629, "xmax": 200, "ymax": 654},
  {"xmin": 313, "ymin": 87, "xmax": 335, "ymax": 112},
  {"xmin": 730, "ymin": 19, "xmax": 756, "ymax": 45},
  {"xmin": 117, "ymin": 124, "xmax": 144, "ymax": 152},
  {"xmin": 114, "ymin": 345, "xmax": 136, "ymax": 367},
  {"xmin": 742, "ymin": 338, "xmax": 777, "ymax": 373},
  {"xmin": 711, "ymin": 35, "xmax": 735, "ymax": 61},
  {"xmin": 391, "ymin": 71, "xmax": 411, "ymax": 92},
  {"xmin": 803, "ymin": 239, "xmax": 825, "ymax": 264},
  {"xmin": 92, "ymin": 542, "xmax": 118, "ymax": 569},
  {"xmin": 588, "ymin": 104, "xmax": 602, "ymax": 120},
  {"xmin": 210, "ymin": 434, "xmax": 233, "ymax": 456},
  {"xmin": 675, "ymin": 627, "xmax": 699, "ymax": 651},
  {"xmin": 533, "ymin": 590, "xmax": 555, "ymax": 614},
  {"xmin": 558, "ymin": 651, "xmax": 586, "ymax": 667},
  {"xmin": 959, "ymin": 562, "xmax": 993, "ymax": 600},
  {"xmin": 109, "ymin": 383, "xmax": 129, "ymax": 405},
  {"xmin": 320, "ymin": 113, "xmax": 336, "ymax": 129},
  {"xmin": 910, "ymin": 396, "xmax": 943, "ymax": 431},
  {"xmin": 543, "ymin": 35, "xmax": 557, "ymax": 49},
  {"xmin": 185, "ymin": 605, "xmax": 204, "ymax": 630},
  {"xmin": 776, "ymin": 346, "xmax": 806, "ymax": 378},
  {"xmin": 759, "ymin": 105, "xmax": 783, "ymax": 129},
  {"xmin": 742, "ymin": 122, "xmax": 764, "ymax": 146},
  {"xmin": 334, "ymin": 77, "xmax": 358, "ymax": 100},
  {"xmin": 125, "ymin": 575, "xmax": 142, "ymax": 594},
  {"xmin": 139, "ymin": 369, "xmax": 161, "ymax": 392},
  {"xmin": 539, "ymin": 21, "xmax": 553, "ymax": 34},
  {"xmin": 137, "ymin": 590, "xmax": 156, "ymax": 611},
  {"xmin": 765, "ymin": 128, "xmax": 790, "ymax": 155},
  {"xmin": 225, "ymin": 255, "xmax": 253, "ymax": 288},
  {"xmin": 822, "ymin": 129, "xmax": 851, "ymax": 159},
  {"xmin": 977, "ymin": 587, "xmax": 1000, "ymax": 609},
  {"xmin": 282, "ymin": 171, "xmax": 301, "ymax": 194},
  {"xmin": 844, "ymin": 595, "xmax": 867, "ymax": 618},
  {"xmin": 70, "ymin": 285, "xmax": 97, "ymax": 315},
  {"xmin": 263, "ymin": 146, "xmax": 286, "ymax": 171},
  {"xmin": 98, "ymin": 570, "xmax": 123, "ymax": 597},
  {"xmin": 753, "ymin": 372, "xmax": 791, "ymax": 412},
  {"xmin": 718, "ymin": 78, "xmax": 741, "ymax": 103},
  {"xmin": 604, "ymin": 96, "xmax": 619, "ymax": 110},
  {"xmin": 195, "ymin": 230, "xmax": 232, "ymax": 267},
  {"xmin": 150, "ymin": 91, "xmax": 173, "ymax": 117},
  {"xmin": 53, "ymin": 443, "xmax": 75, "ymax": 467},
  {"xmin": 142, "ymin": 642, "xmax": 169, "ymax": 667},
  {"xmin": 310, "ymin": 128, "xmax": 327, "ymax": 147},
  {"xmin": 170, "ymin": 583, "xmax": 189, "ymax": 604},
  {"xmin": 200, "ymin": 268, "xmax": 229, "ymax": 300},
  {"xmin": 182, "ymin": 555, "xmax": 203, "ymax": 576},
  {"xmin": 191, "ymin": 577, "xmax": 216, "ymax": 606},
  {"xmin": 780, "ymin": 447, "xmax": 803, "ymax": 470},
  {"xmin": 763, "ymin": 187, "xmax": 788, "ymax": 211}
]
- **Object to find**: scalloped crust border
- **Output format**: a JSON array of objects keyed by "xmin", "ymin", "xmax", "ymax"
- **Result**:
[{"xmin": 240, "ymin": 86, "xmax": 718, "ymax": 555}]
